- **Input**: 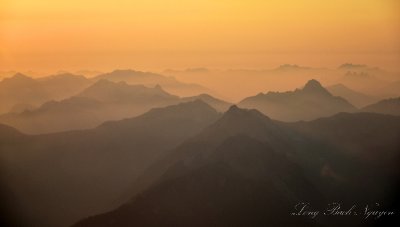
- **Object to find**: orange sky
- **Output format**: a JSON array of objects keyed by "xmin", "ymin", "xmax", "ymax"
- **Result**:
[{"xmin": 1, "ymin": 0, "xmax": 399, "ymax": 73}]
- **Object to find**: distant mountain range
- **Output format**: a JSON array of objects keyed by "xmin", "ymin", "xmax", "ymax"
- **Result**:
[
  {"xmin": 0, "ymin": 70, "xmax": 214, "ymax": 115},
  {"xmin": 0, "ymin": 73, "xmax": 91, "ymax": 114},
  {"xmin": 94, "ymin": 69, "xmax": 212, "ymax": 97},
  {"xmin": 326, "ymin": 83, "xmax": 377, "ymax": 108},
  {"xmin": 2, "ymin": 76, "xmax": 399, "ymax": 134},
  {"xmin": 0, "ymin": 80, "xmax": 180, "ymax": 134},
  {"xmin": 238, "ymin": 79, "xmax": 356, "ymax": 121},
  {"xmin": 361, "ymin": 97, "xmax": 400, "ymax": 115},
  {"xmin": 0, "ymin": 80, "xmax": 229, "ymax": 134}
]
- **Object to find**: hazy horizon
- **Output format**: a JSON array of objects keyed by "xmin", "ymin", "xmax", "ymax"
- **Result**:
[{"xmin": 1, "ymin": 0, "xmax": 400, "ymax": 73}]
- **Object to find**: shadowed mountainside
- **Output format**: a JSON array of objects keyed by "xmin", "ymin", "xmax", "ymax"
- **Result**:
[
  {"xmin": 326, "ymin": 83, "xmax": 377, "ymax": 108},
  {"xmin": 181, "ymin": 93, "xmax": 232, "ymax": 112},
  {"xmin": 0, "ymin": 100, "xmax": 220, "ymax": 227},
  {"xmin": 74, "ymin": 106, "xmax": 400, "ymax": 227},
  {"xmin": 361, "ymin": 97, "xmax": 400, "ymax": 116}
]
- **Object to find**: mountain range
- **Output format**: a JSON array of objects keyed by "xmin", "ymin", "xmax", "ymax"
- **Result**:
[
  {"xmin": 326, "ymin": 83, "xmax": 377, "ymax": 108},
  {"xmin": 1, "ymin": 68, "xmax": 400, "ymax": 227},
  {"xmin": 94, "ymin": 69, "xmax": 212, "ymax": 97},
  {"xmin": 0, "ymin": 73, "xmax": 91, "ymax": 114},
  {"xmin": 73, "ymin": 105, "xmax": 400, "ymax": 227},
  {"xmin": 0, "ymin": 100, "xmax": 220, "ymax": 227},
  {"xmin": 361, "ymin": 97, "xmax": 400, "ymax": 116},
  {"xmin": 238, "ymin": 79, "xmax": 356, "ymax": 121},
  {"xmin": 0, "ymin": 80, "xmax": 230, "ymax": 134},
  {"xmin": 1, "ymin": 99, "xmax": 399, "ymax": 227},
  {"xmin": 0, "ymin": 80, "xmax": 179, "ymax": 134}
]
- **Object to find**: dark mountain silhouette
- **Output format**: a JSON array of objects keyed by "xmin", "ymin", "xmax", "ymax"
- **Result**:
[
  {"xmin": 0, "ymin": 73, "xmax": 91, "ymax": 114},
  {"xmin": 327, "ymin": 83, "xmax": 377, "ymax": 107},
  {"xmin": 74, "ymin": 135, "xmax": 320, "ymax": 227},
  {"xmin": 0, "ymin": 101, "xmax": 220, "ymax": 227},
  {"xmin": 94, "ymin": 69, "xmax": 211, "ymax": 97},
  {"xmin": 238, "ymin": 79, "xmax": 356, "ymax": 121},
  {"xmin": 73, "ymin": 107, "xmax": 400, "ymax": 227},
  {"xmin": 181, "ymin": 93, "xmax": 232, "ymax": 112},
  {"xmin": 361, "ymin": 97, "xmax": 400, "ymax": 115},
  {"xmin": 73, "ymin": 106, "xmax": 322, "ymax": 227},
  {"xmin": 0, "ymin": 123, "xmax": 25, "ymax": 142}
]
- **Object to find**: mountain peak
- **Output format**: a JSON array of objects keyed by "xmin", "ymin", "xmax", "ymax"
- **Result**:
[
  {"xmin": 302, "ymin": 79, "xmax": 331, "ymax": 95},
  {"xmin": 227, "ymin": 104, "xmax": 239, "ymax": 111},
  {"xmin": 304, "ymin": 79, "xmax": 322, "ymax": 88},
  {"xmin": 2, "ymin": 73, "xmax": 35, "ymax": 85},
  {"xmin": 11, "ymin": 73, "xmax": 33, "ymax": 81},
  {"xmin": 222, "ymin": 105, "xmax": 271, "ymax": 124},
  {"xmin": 195, "ymin": 105, "xmax": 279, "ymax": 144},
  {"xmin": 154, "ymin": 84, "xmax": 163, "ymax": 90}
]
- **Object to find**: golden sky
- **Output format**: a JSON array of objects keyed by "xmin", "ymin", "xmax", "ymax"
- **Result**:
[{"xmin": 1, "ymin": 0, "xmax": 399, "ymax": 72}]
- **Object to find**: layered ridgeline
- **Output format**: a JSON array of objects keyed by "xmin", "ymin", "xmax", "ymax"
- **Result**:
[
  {"xmin": 74, "ymin": 106, "xmax": 400, "ymax": 227},
  {"xmin": 94, "ymin": 69, "xmax": 212, "ymax": 97},
  {"xmin": 0, "ymin": 101, "xmax": 220, "ymax": 227},
  {"xmin": 0, "ymin": 80, "xmax": 228, "ymax": 134},
  {"xmin": 361, "ymin": 97, "xmax": 400, "ymax": 116},
  {"xmin": 326, "ymin": 84, "xmax": 377, "ymax": 108},
  {"xmin": 0, "ymin": 80, "xmax": 179, "ymax": 134},
  {"xmin": 239, "ymin": 80, "xmax": 356, "ymax": 121},
  {"xmin": 0, "ymin": 73, "xmax": 91, "ymax": 114},
  {"xmin": 181, "ymin": 93, "xmax": 232, "ymax": 112}
]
